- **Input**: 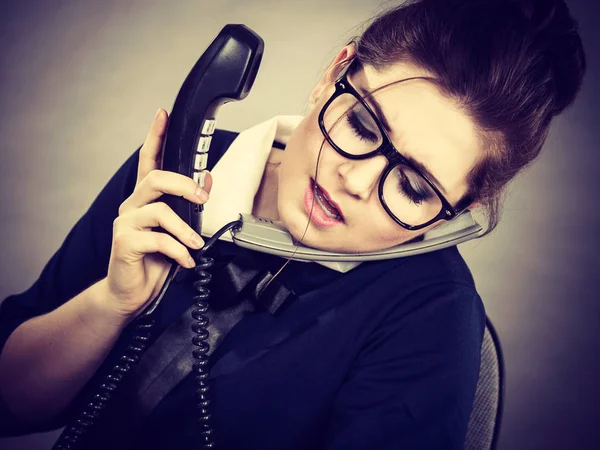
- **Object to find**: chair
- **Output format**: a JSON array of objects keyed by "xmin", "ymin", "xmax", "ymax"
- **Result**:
[{"xmin": 464, "ymin": 317, "xmax": 505, "ymax": 450}]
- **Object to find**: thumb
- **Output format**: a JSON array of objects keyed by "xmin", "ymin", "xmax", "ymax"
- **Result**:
[
  {"xmin": 137, "ymin": 108, "xmax": 168, "ymax": 185},
  {"xmin": 201, "ymin": 170, "xmax": 213, "ymax": 194}
]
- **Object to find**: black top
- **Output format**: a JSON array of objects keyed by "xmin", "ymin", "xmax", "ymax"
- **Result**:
[{"xmin": 0, "ymin": 129, "xmax": 486, "ymax": 449}]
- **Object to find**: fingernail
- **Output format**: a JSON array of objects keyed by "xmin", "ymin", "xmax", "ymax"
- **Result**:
[
  {"xmin": 195, "ymin": 187, "xmax": 208, "ymax": 202},
  {"xmin": 188, "ymin": 255, "xmax": 196, "ymax": 268},
  {"xmin": 191, "ymin": 233, "xmax": 203, "ymax": 248},
  {"xmin": 154, "ymin": 108, "xmax": 162, "ymax": 120}
]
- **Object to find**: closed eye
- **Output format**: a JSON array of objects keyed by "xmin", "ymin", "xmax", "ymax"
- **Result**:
[
  {"xmin": 346, "ymin": 109, "xmax": 379, "ymax": 143},
  {"xmin": 398, "ymin": 169, "xmax": 434, "ymax": 205}
]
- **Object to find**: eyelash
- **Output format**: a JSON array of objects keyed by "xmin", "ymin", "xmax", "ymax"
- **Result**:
[
  {"xmin": 346, "ymin": 110, "xmax": 379, "ymax": 143},
  {"xmin": 398, "ymin": 170, "xmax": 429, "ymax": 205}
]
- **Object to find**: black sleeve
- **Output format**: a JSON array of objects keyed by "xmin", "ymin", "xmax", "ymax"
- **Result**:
[
  {"xmin": 323, "ymin": 283, "xmax": 486, "ymax": 450},
  {"xmin": 0, "ymin": 128, "xmax": 239, "ymax": 436},
  {"xmin": 0, "ymin": 147, "xmax": 140, "ymax": 356},
  {"xmin": 0, "ymin": 146, "xmax": 141, "ymax": 436}
]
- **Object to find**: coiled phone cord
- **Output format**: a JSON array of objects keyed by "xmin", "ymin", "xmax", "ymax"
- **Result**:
[
  {"xmin": 190, "ymin": 254, "xmax": 215, "ymax": 448},
  {"xmin": 52, "ymin": 219, "xmax": 242, "ymax": 450}
]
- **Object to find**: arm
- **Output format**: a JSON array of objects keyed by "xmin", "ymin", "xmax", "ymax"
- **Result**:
[
  {"xmin": 0, "ymin": 147, "xmax": 140, "ymax": 434},
  {"xmin": 323, "ymin": 284, "xmax": 486, "ymax": 450},
  {"xmin": 0, "ymin": 125, "xmax": 237, "ymax": 436},
  {"xmin": 0, "ymin": 279, "xmax": 131, "ymax": 427}
]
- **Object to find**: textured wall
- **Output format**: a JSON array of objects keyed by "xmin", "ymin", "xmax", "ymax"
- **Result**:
[{"xmin": 0, "ymin": 0, "xmax": 598, "ymax": 449}]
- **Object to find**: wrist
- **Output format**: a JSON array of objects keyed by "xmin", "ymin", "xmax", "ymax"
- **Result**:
[{"xmin": 82, "ymin": 278, "xmax": 134, "ymax": 333}]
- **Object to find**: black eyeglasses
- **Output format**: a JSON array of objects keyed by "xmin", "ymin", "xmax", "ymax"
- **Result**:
[{"xmin": 318, "ymin": 59, "xmax": 465, "ymax": 231}]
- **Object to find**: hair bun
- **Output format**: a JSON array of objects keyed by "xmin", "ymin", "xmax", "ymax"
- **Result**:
[
  {"xmin": 519, "ymin": 0, "xmax": 560, "ymax": 33},
  {"xmin": 516, "ymin": 0, "xmax": 586, "ymax": 114}
]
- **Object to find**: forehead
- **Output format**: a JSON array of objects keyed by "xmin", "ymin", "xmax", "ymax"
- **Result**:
[{"xmin": 351, "ymin": 61, "xmax": 482, "ymax": 200}]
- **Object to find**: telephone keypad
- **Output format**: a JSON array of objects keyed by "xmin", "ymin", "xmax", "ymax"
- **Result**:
[{"xmin": 192, "ymin": 119, "xmax": 215, "ymax": 189}]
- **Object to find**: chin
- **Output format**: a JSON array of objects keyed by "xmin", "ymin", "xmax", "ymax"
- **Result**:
[
  {"xmin": 277, "ymin": 202, "xmax": 312, "ymax": 243},
  {"xmin": 278, "ymin": 208, "xmax": 377, "ymax": 253}
]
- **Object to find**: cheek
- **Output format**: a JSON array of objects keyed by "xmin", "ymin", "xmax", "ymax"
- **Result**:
[
  {"xmin": 382, "ymin": 221, "xmax": 438, "ymax": 246},
  {"xmin": 360, "ymin": 219, "xmax": 410, "ymax": 248},
  {"xmin": 279, "ymin": 119, "xmax": 327, "ymax": 186},
  {"xmin": 352, "ymin": 207, "xmax": 439, "ymax": 251}
]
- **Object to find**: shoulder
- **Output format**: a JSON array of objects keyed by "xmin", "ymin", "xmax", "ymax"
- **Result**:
[
  {"xmin": 359, "ymin": 247, "xmax": 486, "ymax": 390},
  {"xmin": 354, "ymin": 246, "xmax": 485, "ymax": 357},
  {"xmin": 352, "ymin": 245, "xmax": 479, "ymax": 308},
  {"xmin": 398, "ymin": 244, "xmax": 477, "ymax": 289},
  {"xmin": 333, "ymin": 249, "xmax": 486, "ymax": 448}
]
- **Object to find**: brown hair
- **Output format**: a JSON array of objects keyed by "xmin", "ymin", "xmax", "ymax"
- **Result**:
[{"xmin": 349, "ymin": 0, "xmax": 586, "ymax": 233}]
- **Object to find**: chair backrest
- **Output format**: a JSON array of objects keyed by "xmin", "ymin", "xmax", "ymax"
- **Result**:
[{"xmin": 464, "ymin": 317, "xmax": 504, "ymax": 450}]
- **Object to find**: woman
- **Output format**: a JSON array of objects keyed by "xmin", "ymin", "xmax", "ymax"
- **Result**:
[{"xmin": 0, "ymin": 0, "xmax": 586, "ymax": 449}]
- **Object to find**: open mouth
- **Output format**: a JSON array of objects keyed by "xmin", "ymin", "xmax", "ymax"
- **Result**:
[{"xmin": 311, "ymin": 179, "xmax": 344, "ymax": 221}]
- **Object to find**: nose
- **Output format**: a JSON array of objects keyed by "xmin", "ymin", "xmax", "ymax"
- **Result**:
[{"xmin": 337, "ymin": 155, "xmax": 388, "ymax": 200}]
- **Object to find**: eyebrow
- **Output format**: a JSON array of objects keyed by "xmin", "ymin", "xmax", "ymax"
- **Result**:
[
  {"xmin": 403, "ymin": 154, "xmax": 448, "ymax": 196},
  {"xmin": 362, "ymin": 92, "xmax": 393, "ymax": 134},
  {"xmin": 353, "ymin": 83, "xmax": 449, "ymax": 196}
]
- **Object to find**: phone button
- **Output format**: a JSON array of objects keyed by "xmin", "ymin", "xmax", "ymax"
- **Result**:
[
  {"xmin": 194, "ymin": 152, "xmax": 209, "ymax": 171},
  {"xmin": 197, "ymin": 136, "xmax": 212, "ymax": 153},
  {"xmin": 202, "ymin": 119, "xmax": 216, "ymax": 135},
  {"xmin": 193, "ymin": 170, "xmax": 207, "ymax": 188}
]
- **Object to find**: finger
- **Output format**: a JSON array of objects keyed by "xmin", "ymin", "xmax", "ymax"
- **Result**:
[
  {"xmin": 136, "ymin": 108, "xmax": 168, "ymax": 185},
  {"xmin": 122, "ymin": 201, "xmax": 205, "ymax": 249},
  {"xmin": 201, "ymin": 170, "xmax": 213, "ymax": 194},
  {"xmin": 121, "ymin": 170, "xmax": 209, "ymax": 213},
  {"xmin": 113, "ymin": 229, "xmax": 196, "ymax": 269}
]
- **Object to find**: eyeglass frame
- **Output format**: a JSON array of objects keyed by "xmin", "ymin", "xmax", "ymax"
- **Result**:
[{"xmin": 317, "ymin": 58, "xmax": 467, "ymax": 231}]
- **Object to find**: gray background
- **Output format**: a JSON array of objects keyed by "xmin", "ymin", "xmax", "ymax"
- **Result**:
[{"xmin": 0, "ymin": 0, "xmax": 598, "ymax": 449}]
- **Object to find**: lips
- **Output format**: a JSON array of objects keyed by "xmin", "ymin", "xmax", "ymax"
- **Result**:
[
  {"xmin": 303, "ymin": 179, "xmax": 345, "ymax": 227},
  {"xmin": 312, "ymin": 179, "xmax": 344, "ymax": 220}
]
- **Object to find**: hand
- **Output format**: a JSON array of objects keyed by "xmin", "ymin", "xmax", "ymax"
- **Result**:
[{"xmin": 103, "ymin": 108, "xmax": 213, "ymax": 320}]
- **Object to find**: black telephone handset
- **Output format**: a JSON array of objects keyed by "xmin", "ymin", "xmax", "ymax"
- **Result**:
[{"xmin": 160, "ymin": 24, "xmax": 263, "ymax": 246}]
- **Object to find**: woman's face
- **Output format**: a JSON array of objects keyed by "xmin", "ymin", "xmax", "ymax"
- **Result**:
[{"xmin": 277, "ymin": 51, "xmax": 482, "ymax": 253}]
